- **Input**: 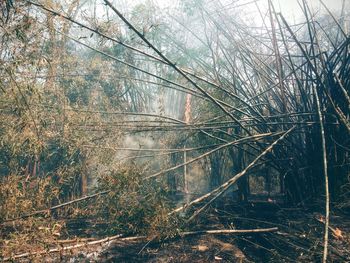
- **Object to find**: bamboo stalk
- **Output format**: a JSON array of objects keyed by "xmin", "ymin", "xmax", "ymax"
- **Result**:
[
  {"xmin": 103, "ymin": 0, "xmax": 254, "ymax": 137},
  {"xmin": 145, "ymin": 132, "xmax": 277, "ymax": 180},
  {"xmin": 334, "ymin": 73, "xmax": 350, "ymax": 112},
  {"xmin": 180, "ymin": 227, "xmax": 278, "ymax": 236},
  {"xmin": 169, "ymin": 127, "xmax": 295, "ymax": 216},
  {"xmin": 187, "ymin": 126, "xmax": 296, "ymax": 221},
  {"xmin": 314, "ymin": 83, "xmax": 330, "ymax": 263}
]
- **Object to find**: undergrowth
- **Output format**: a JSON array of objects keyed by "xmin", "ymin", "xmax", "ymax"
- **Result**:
[{"xmin": 95, "ymin": 166, "xmax": 180, "ymax": 238}]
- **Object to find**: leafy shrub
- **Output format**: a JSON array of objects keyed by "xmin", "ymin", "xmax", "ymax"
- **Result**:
[
  {"xmin": 0, "ymin": 175, "xmax": 58, "ymax": 221},
  {"xmin": 95, "ymin": 166, "xmax": 179, "ymax": 237}
]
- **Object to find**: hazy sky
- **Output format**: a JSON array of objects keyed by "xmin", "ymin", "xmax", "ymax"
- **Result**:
[
  {"xmin": 270, "ymin": 0, "xmax": 347, "ymax": 21},
  {"xmin": 92, "ymin": 0, "xmax": 348, "ymax": 31},
  {"xmin": 152, "ymin": 0, "xmax": 348, "ymax": 23}
]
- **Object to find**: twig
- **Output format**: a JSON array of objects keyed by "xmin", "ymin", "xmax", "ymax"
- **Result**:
[
  {"xmin": 315, "ymin": 216, "xmax": 344, "ymax": 240},
  {"xmin": 55, "ymin": 237, "xmax": 97, "ymax": 244}
]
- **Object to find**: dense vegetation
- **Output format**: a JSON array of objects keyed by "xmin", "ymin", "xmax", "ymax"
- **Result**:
[{"xmin": 0, "ymin": 0, "xmax": 349, "ymax": 261}]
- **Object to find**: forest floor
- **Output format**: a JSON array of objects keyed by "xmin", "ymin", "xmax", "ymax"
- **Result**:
[
  {"xmin": 2, "ymin": 196, "xmax": 350, "ymax": 262},
  {"xmin": 87, "ymin": 199, "xmax": 350, "ymax": 262}
]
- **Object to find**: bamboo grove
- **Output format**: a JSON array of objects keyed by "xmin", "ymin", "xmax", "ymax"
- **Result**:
[{"xmin": 0, "ymin": 0, "xmax": 349, "ymax": 261}]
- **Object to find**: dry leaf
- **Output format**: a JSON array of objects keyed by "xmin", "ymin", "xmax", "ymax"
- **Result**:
[
  {"xmin": 318, "ymin": 216, "xmax": 325, "ymax": 223},
  {"xmin": 196, "ymin": 245, "xmax": 209, "ymax": 252},
  {"xmin": 52, "ymin": 232, "xmax": 61, "ymax": 237},
  {"xmin": 332, "ymin": 228, "xmax": 344, "ymax": 240}
]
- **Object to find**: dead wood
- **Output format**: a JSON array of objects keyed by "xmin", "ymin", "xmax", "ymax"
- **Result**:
[
  {"xmin": 2, "ymin": 235, "xmax": 147, "ymax": 261},
  {"xmin": 180, "ymin": 227, "xmax": 278, "ymax": 237},
  {"xmin": 2, "ymin": 227, "xmax": 277, "ymax": 261}
]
